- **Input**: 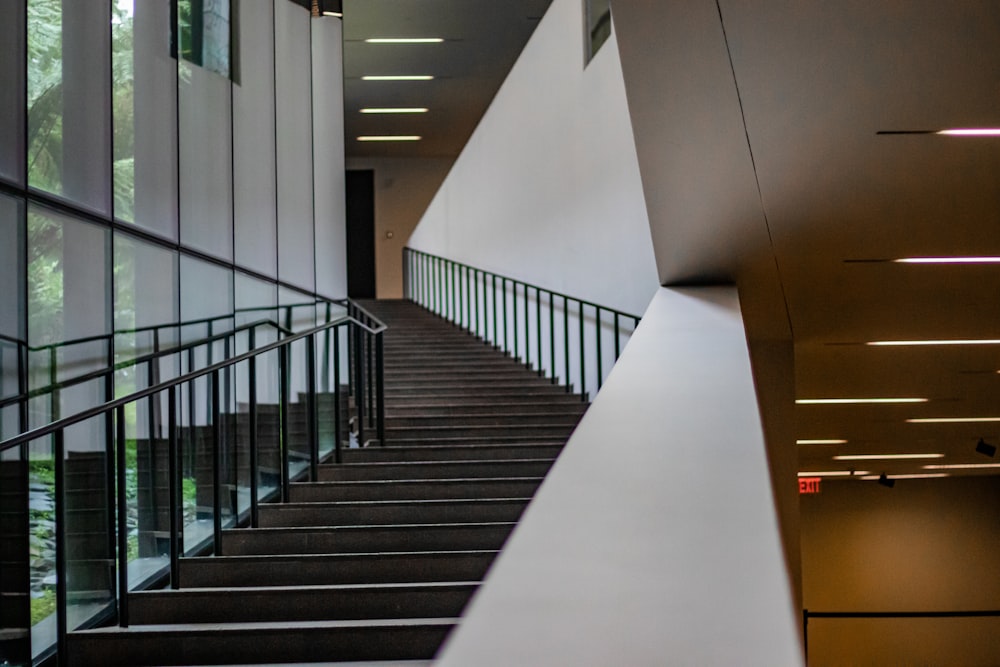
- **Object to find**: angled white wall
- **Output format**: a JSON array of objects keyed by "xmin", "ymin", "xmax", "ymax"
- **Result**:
[
  {"xmin": 437, "ymin": 287, "xmax": 803, "ymax": 666},
  {"xmin": 406, "ymin": 0, "xmax": 657, "ymax": 316}
]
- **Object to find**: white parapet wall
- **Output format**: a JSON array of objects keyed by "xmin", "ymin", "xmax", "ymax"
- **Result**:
[{"xmin": 436, "ymin": 286, "xmax": 803, "ymax": 666}]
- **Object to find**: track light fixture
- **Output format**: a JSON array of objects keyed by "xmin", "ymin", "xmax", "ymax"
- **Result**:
[
  {"xmin": 976, "ymin": 438, "xmax": 997, "ymax": 458},
  {"xmin": 877, "ymin": 473, "xmax": 895, "ymax": 488}
]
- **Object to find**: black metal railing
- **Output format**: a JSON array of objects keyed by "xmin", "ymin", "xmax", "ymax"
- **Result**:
[
  {"xmin": 802, "ymin": 608, "xmax": 1000, "ymax": 663},
  {"xmin": 0, "ymin": 305, "xmax": 385, "ymax": 665},
  {"xmin": 403, "ymin": 247, "xmax": 641, "ymax": 401}
]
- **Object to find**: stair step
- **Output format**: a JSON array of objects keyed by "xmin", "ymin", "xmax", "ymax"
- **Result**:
[
  {"xmin": 384, "ymin": 435, "xmax": 568, "ymax": 447},
  {"xmin": 341, "ymin": 443, "xmax": 563, "ymax": 462},
  {"xmin": 384, "ymin": 424, "xmax": 577, "ymax": 439},
  {"xmin": 67, "ymin": 617, "xmax": 456, "ymax": 666},
  {"xmin": 385, "ymin": 402, "xmax": 587, "ymax": 417},
  {"xmin": 317, "ymin": 458, "xmax": 555, "ymax": 481},
  {"xmin": 220, "ymin": 522, "xmax": 515, "ymax": 555},
  {"xmin": 257, "ymin": 498, "xmax": 531, "ymax": 527},
  {"xmin": 129, "ymin": 582, "xmax": 477, "ymax": 624},
  {"xmin": 288, "ymin": 477, "xmax": 544, "ymax": 502},
  {"xmin": 179, "ymin": 550, "xmax": 499, "ymax": 587},
  {"xmin": 384, "ymin": 413, "xmax": 581, "ymax": 428}
]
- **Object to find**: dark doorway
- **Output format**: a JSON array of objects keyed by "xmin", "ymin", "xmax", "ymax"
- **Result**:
[{"xmin": 345, "ymin": 170, "xmax": 376, "ymax": 298}]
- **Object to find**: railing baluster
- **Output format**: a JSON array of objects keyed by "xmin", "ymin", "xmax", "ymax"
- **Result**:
[
  {"xmin": 535, "ymin": 286, "xmax": 541, "ymax": 374},
  {"xmin": 168, "ymin": 386, "xmax": 180, "ymax": 587},
  {"xmin": 54, "ymin": 429, "xmax": 68, "ymax": 651},
  {"xmin": 549, "ymin": 292, "xmax": 556, "ymax": 382},
  {"xmin": 596, "ymin": 306, "xmax": 603, "ymax": 390},
  {"xmin": 614, "ymin": 311, "xmax": 621, "ymax": 360},
  {"xmin": 492, "ymin": 274, "xmax": 498, "ymax": 347},
  {"xmin": 279, "ymin": 346, "xmax": 290, "ymax": 503},
  {"xmin": 307, "ymin": 333, "xmax": 318, "ymax": 481},
  {"xmin": 579, "ymin": 301, "xmax": 586, "ymax": 401},
  {"xmin": 376, "ymin": 332, "xmax": 385, "ymax": 446},
  {"xmin": 212, "ymin": 369, "xmax": 223, "ymax": 553},
  {"xmin": 115, "ymin": 405, "xmax": 129, "ymax": 625},
  {"xmin": 333, "ymin": 326, "xmax": 342, "ymax": 463},
  {"xmin": 513, "ymin": 280, "xmax": 519, "ymax": 359},
  {"xmin": 563, "ymin": 295, "xmax": 570, "ymax": 392},
  {"xmin": 523, "ymin": 283, "xmax": 529, "ymax": 367},
  {"xmin": 355, "ymin": 327, "xmax": 366, "ymax": 446}
]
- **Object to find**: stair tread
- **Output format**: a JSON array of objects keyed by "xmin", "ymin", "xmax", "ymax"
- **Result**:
[
  {"xmin": 133, "ymin": 581, "xmax": 479, "ymax": 596},
  {"xmin": 74, "ymin": 617, "xmax": 460, "ymax": 634}
]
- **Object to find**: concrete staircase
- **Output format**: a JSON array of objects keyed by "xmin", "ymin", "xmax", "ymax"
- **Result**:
[{"xmin": 67, "ymin": 299, "xmax": 586, "ymax": 666}]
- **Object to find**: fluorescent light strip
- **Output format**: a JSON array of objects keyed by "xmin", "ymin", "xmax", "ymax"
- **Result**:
[
  {"xmin": 796, "ymin": 398, "xmax": 927, "ymax": 405},
  {"xmin": 894, "ymin": 257, "xmax": 1000, "ymax": 264},
  {"xmin": 924, "ymin": 463, "xmax": 1000, "ymax": 470},
  {"xmin": 860, "ymin": 473, "xmax": 950, "ymax": 480},
  {"xmin": 797, "ymin": 439, "xmax": 848, "ymax": 445},
  {"xmin": 907, "ymin": 417, "xmax": 1000, "ymax": 423},
  {"xmin": 937, "ymin": 128, "xmax": 1000, "ymax": 136},
  {"xmin": 833, "ymin": 453, "xmax": 944, "ymax": 461},
  {"xmin": 798, "ymin": 471, "xmax": 870, "ymax": 477},
  {"xmin": 356, "ymin": 135, "xmax": 422, "ymax": 142},
  {"xmin": 365, "ymin": 38, "xmax": 444, "ymax": 44},
  {"xmin": 361, "ymin": 75, "xmax": 434, "ymax": 81},
  {"xmin": 360, "ymin": 108, "xmax": 428, "ymax": 114},
  {"xmin": 868, "ymin": 339, "xmax": 1000, "ymax": 346},
  {"xmin": 323, "ymin": 11, "xmax": 342, "ymax": 17}
]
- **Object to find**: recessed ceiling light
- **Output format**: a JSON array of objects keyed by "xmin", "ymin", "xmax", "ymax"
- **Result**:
[
  {"xmin": 360, "ymin": 108, "xmax": 428, "ymax": 114},
  {"xmin": 365, "ymin": 38, "xmax": 444, "ymax": 44},
  {"xmin": 361, "ymin": 75, "xmax": 434, "ymax": 81},
  {"xmin": 907, "ymin": 417, "xmax": 1000, "ymax": 423},
  {"xmin": 923, "ymin": 463, "xmax": 1000, "ymax": 470},
  {"xmin": 797, "ymin": 439, "xmax": 848, "ymax": 445},
  {"xmin": 357, "ymin": 135, "xmax": 422, "ymax": 142},
  {"xmin": 798, "ymin": 470, "xmax": 870, "ymax": 477},
  {"xmin": 859, "ymin": 473, "xmax": 950, "ymax": 480},
  {"xmin": 936, "ymin": 128, "xmax": 1000, "ymax": 136},
  {"xmin": 796, "ymin": 398, "xmax": 928, "ymax": 405},
  {"xmin": 867, "ymin": 339, "xmax": 1000, "ymax": 346},
  {"xmin": 833, "ymin": 453, "xmax": 945, "ymax": 461},
  {"xmin": 894, "ymin": 257, "xmax": 1000, "ymax": 264}
]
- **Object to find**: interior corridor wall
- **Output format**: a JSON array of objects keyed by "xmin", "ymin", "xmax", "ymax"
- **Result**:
[{"xmin": 406, "ymin": 0, "xmax": 657, "ymax": 317}]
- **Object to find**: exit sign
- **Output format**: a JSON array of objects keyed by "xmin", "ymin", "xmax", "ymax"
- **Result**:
[{"xmin": 799, "ymin": 477, "xmax": 822, "ymax": 494}]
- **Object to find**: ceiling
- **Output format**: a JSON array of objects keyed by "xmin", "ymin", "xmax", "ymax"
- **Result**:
[
  {"xmin": 313, "ymin": 0, "xmax": 1000, "ymax": 482},
  {"xmin": 612, "ymin": 1, "xmax": 1000, "ymax": 481},
  {"xmin": 338, "ymin": 0, "xmax": 553, "ymax": 159}
]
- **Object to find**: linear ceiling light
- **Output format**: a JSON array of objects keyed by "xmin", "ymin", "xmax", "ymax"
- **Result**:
[
  {"xmin": 860, "ymin": 473, "xmax": 950, "ymax": 480},
  {"xmin": 357, "ymin": 135, "xmax": 422, "ymax": 142},
  {"xmin": 907, "ymin": 417, "xmax": 1000, "ymax": 423},
  {"xmin": 937, "ymin": 128, "xmax": 1000, "ymax": 136},
  {"xmin": 365, "ymin": 38, "xmax": 444, "ymax": 44},
  {"xmin": 924, "ymin": 463, "xmax": 1000, "ymax": 470},
  {"xmin": 868, "ymin": 339, "xmax": 1000, "ymax": 346},
  {"xmin": 797, "ymin": 439, "xmax": 848, "ymax": 445},
  {"xmin": 894, "ymin": 257, "xmax": 1000, "ymax": 264},
  {"xmin": 798, "ymin": 470, "xmax": 870, "ymax": 477},
  {"xmin": 360, "ymin": 108, "xmax": 428, "ymax": 114},
  {"xmin": 833, "ymin": 453, "xmax": 944, "ymax": 461},
  {"xmin": 796, "ymin": 398, "xmax": 928, "ymax": 405},
  {"xmin": 361, "ymin": 75, "xmax": 434, "ymax": 81}
]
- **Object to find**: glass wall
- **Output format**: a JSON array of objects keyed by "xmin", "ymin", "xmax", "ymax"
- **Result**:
[{"xmin": 0, "ymin": 2, "xmax": 347, "ymax": 659}]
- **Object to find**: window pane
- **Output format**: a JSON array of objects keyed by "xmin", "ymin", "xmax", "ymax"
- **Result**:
[
  {"xmin": 0, "ymin": 1, "xmax": 26, "ymax": 186},
  {"xmin": 115, "ymin": 0, "xmax": 179, "ymax": 239},
  {"xmin": 0, "ymin": 195, "xmax": 26, "ymax": 442},
  {"xmin": 28, "ymin": 0, "xmax": 112, "ymax": 215}
]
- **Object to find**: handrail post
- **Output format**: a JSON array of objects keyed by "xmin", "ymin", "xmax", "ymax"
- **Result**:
[
  {"xmin": 579, "ymin": 301, "xmax": 586, "ymax": 401},
  {"xmin": 115, "ymin": 406, "xmax": 129, "ymax": 626},
  {"xmin": 54, "ymin": 430, "xmax": 68, "ymax": 653},
  {"xmin": 513, "ymin": 280, "xmax": 519, "ymax": 360},
  {"xmin": 535, "ymin": 286, "xmax": 541, "ymax": 374},
  {"xmin": 279, "ymin": 346, "xmax": 290, "ymax": 503},
  {"xmin": 333, "ymin": 327, "xmax": 342, "ymax": 464},
  {"xmin": 248, "ymin": 328, "xmax": 259, "ymax": 528},
  {"xmin": 563, "ymin": 295, "xmax": 570, "ymax": 392},
  {"xmin": 549, "ymin": 292, "xmax": 556, "ymax": 382},
  {"xmin": 376, "ymin": 332, "xmax": 385, "ymax": 446},
  {"xmin": 596, "ymin": 306, "xmax": 603, "ymax": 390},
  {"xmin": 211, "ymin": 370, "xmax": 223, "ymax": 554},
  {"xmin": 168, "ymin": 387, "xmax": 180, "ymax": 588},
  {"xmin": 307, "ymin": 333, "xmax": 319, "ymax": 480},
  {"xmin": 355, "ymin": 325, "xmax": 366, "ymax": 446}
]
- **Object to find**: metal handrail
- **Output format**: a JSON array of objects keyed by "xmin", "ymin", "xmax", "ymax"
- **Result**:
[
  {"xmin": 0, "ymin": 318, "xmax": 292, "ymax": 411},
  {"xmin": 0, "ymin": 314, "xmax": 383, "ymax": 453},
  {"xmin": 403, "ymin": 247, "xmax": 641, "ymax": 401},
  {"xmin": 0, "ymin": 306, "xmax": 387, "ymax": 659}
]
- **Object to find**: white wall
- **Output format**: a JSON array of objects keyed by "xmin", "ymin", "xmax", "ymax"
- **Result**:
[
  {"xmin": 406, "ymin": 0, "xmax": 657, "ymax": 317},
  {"xmin": 437, "ymin": 287, "xmax": 803, "ymax": 666}
]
